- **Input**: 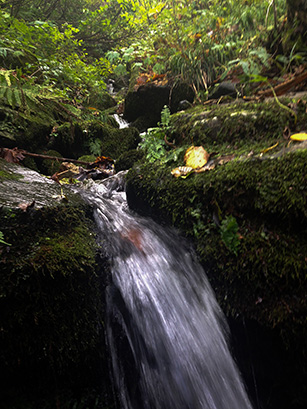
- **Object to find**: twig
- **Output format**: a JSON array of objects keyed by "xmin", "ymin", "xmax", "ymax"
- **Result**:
[{"xmin": 21, "ymin": 150, "xmax": 91, "ymax": 166}]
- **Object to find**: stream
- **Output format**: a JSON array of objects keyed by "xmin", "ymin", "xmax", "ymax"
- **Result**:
[{"xmin": 81, "ymin": 173, "xmax": 253, "ymax": 409}]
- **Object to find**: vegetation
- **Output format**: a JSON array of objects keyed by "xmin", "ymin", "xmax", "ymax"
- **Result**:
[
  {"xmin": 0, "ymin": 0, "xmax": 305, "ymax": 111},
  {"xmin": 1, "ymin": 0, "xmax": 305, "ymax": 161},
  {"xmin": 1, "ymin": 1, "xmax": 307, "ymax": 408}
]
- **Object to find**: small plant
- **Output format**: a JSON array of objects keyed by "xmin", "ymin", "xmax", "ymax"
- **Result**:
[
  {"xmin": 220, "ymin": 215, "xmax": 240, "ymax": 255},
  {"xmin": 0, "ymin": 231, "xmax": 11, "ymax": 246},
  {"xmin": 88, "ymin": 138, "xmax": 102, "ymax": 157},
  {"xmin": 139, "ymin": 105, "xmax": 171, "ymax": 163},
  {"xmin": 159, "ymin": 105, "xmax": 171, "ymax": 129}
]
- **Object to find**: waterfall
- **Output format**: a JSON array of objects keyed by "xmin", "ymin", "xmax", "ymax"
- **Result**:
[
  {"xmin": 113, "ymin": 113, "xmax": 129, "ymax": 129},
  {"xmin": 81, "ymin": 174, "xmax": 253, "ymax": 409}
]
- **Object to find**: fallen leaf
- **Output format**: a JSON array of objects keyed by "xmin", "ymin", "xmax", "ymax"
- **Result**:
[
  {"xmin": 290, "ymin": 132, "xmax": 307, "ymax": 141},
  {"xmin": 260, "ymin": 142, "xmax": 279, "ymax": 155},
  {"xmin": 171, "ymin": 166, "xmax": 194, "ymax": 178},
  {"xmin": 0, "ymin": 147, "xmax": 25, "ymax": 163},
  {"xmin": 184, "ymin": 146, "xmax": 209, "ymax": 169}
]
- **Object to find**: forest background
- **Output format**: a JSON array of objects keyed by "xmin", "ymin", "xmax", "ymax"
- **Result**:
[
  {"xmin": 1, "ymin": 1, "xmax": 307, "ymax": 409},
  {"xmin": 1, "ymin": 0, "xmax": 306, "ymax": 146}
]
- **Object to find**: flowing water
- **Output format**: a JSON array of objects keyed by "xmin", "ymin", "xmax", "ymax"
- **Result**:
[{"xmin": 82, "ymin": 174, "xmax": 253, "ymax": 409}]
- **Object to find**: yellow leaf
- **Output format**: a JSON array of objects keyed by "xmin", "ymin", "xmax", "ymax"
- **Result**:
[
  {"xmin": 171, "ymin": 166, "xmax": 193, "ymax": 178},
  {"xmin": 290, "ymin": 133, "xmax": 307, "ymax": 141},
  {"xmin": 184, "ymin": 146, "xmax": 209, "ymax": 169},
  {"xmin": 260, "ymin": 142, "xmax": 279, "ymax": 154}
]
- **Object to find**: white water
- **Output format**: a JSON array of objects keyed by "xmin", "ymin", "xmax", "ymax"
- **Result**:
[
  {"xmin": 82, "ymin": 174, "xmax": 253, "ymax": 409},
  {"xmin": 113, "ymin": 113, "xmax": 129, "ymax": 128}
]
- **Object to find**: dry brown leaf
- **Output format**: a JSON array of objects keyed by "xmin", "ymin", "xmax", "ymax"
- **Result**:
[{"xmin": 0, "ymin": 147, "xmax": 25, "ymax": 163}]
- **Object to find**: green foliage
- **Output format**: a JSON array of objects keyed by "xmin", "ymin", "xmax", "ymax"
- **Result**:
[
  {"xmin": 220, "ymin": 215, "xmax": 240, "ymax": 255},
  {"xmin": 139, "ymin": 105, "xmax": 172, "ymax": 163},
  {"xmin": 0, "ymin": 68, "xmax": 66, "ymax": 111},
  {"xmin": 0, "ymin": 231, "xmax": 11, "ymax": 246},
  {"xmin": 88, "ymin": 138, "xmax": 102, "ymax": 156},
  {"xmin": 139, "ymin": 105, "xmax": 186, "ymax": 164},
  {"xmin": 139, "ymin": 127, "xmax": 167, "ymax": 163},
  {"xmin": 160, "ymin": 104, "xmax": 171, "ymax": 129}
]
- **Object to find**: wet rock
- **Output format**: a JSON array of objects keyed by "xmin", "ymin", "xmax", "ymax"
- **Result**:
[{"xmin": 0, "ymin": 159, "xmax": 111, "ymax": 404}]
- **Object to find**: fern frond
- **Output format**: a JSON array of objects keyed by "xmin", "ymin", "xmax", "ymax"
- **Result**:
[
  {"xmin": 14, "ymin": 88, "xmax": 22, "ymax": 107},
  {"xmin": 6, "ymin": 87, "xmax": 14, "ymax": 108},
  {"xmin": 0, "ymin": 84, "xmax": 7, "ymax": 100},
  {"xmin": 0, "ymin": 69, "xmax": 14, "ymax": 86}
]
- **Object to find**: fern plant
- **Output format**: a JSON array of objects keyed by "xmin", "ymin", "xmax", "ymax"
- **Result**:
[
  {"xmin": 139, "ymin": 105, "xmax": 174, "ymax": 163},
  {"xmin": 0, "ymin": 231, "xmax": 11, "ymax": 246},
  {"xmin": 0, "ymin": 69, "xmax": 63, "ymax": 109},
  {"xmin": 0, "ymin": 68, "xmax": 82, "ymax": 125}
]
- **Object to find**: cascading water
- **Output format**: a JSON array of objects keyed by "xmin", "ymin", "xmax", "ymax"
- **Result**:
[{"xmin": 81, "ymin": 174, "xmax": 253, "ymax": 409}]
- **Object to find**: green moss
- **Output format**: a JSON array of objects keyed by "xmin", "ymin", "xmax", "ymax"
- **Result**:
[
  {"xmin": 170, "ymin": 96, "xmax": 307, "ymax": 154},
  {"xmin": 39, "ymin": 149, "xmax": 63, "ymax": 175},
  {"xmin": 115, "ymin": 149, "xmax": 144, "ymax": 172},
  {"xmin": 78, "ymin": 154, "xmax": 96, "ymax": 163},
  {"xmin": 99, "ymin": 126, "xmax": 141, "ymax": 159},
  {"xmin": 0, "ymin": 204, "xmax": 106, "ymax": 391},
  {"xmin": 126, "ymin": 97, "xmax": 307, "ymax": 343},
  {"xmin": 0, "ymin": 167, "xmax": 23, "ymax": 181},
  {"xmin": 31, "ymin": 225, "xmax": 96, "ymax": 276}
]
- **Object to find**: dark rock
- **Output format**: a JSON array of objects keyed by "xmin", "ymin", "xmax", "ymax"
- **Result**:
[
  {"xmin": 177, "ymin": 100, "xmax": 193, "ymax": 111},
  {"xmin": 131, "ymin": 114, "xmax": 159, "ymax": 133},
  {"xmin": 124, "ymin": 83, "xmax": 170, "ymax": 125},
  {"xmin": 170, "ymin": 82, "xmax": 195, "ymax": 112},
  {"xmin": 209, "ymin": 81, "xmax": 238, "ymax": 100},
  {"xmin": 123, "ymin": 81, "xmax": 195, "ymax": 130}
]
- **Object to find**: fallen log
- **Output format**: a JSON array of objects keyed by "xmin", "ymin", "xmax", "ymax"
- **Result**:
[{"xmin": 257, "ymin": 70, "xmax": 307, "ymax": 98}]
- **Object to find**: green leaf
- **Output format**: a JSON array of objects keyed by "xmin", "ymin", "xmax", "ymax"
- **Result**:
[{"xmin": 0, "ymin": 231, "xmax": 11, "ymax": 246}]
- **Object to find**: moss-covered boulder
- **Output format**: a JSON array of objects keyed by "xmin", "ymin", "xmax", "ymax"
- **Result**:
[
  {"xmin": 0, "ymin": 104, "xmax": 54, "ymax": 150},
  {"xmin": 86, "ymin": 122, "xmax": 141, "ymax": 159},
  {"xmin": 126, "ymin": 97, "xmax": 307, "ymax": 331},
  {"xmin": 125, "ymin": 96, "xmax": 307, "ymax": 408},
  {"xmin": 0, "ymin": 160, "xmax": 112, "ymax": 407}
]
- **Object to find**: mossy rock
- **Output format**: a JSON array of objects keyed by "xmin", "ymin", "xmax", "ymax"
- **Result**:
[
  {"xmin": 48, "ymin": 121, "xmax": 87, "ymax": 158},
  {"xmin": 85, "ymin": 90, "xmax": 117, "ymax": 111},
  {"xmin": 39, "ymin": 149, "xmax": 63, "ymax": 175},
  {"xmin": 125, "ymin": 97, "xmax": 307, "ymax": 341},
  {"xmin": 0, "ymin": 161, "xmax": 111, "ymax": 402},
  {"xmin": 115, "ymin": 149, "xmax": 145, "ymax": 172},
  {"xmin": 0, "ymin": 204, "xmax": 105, "ymax": 385},
  {"xmin": 87, "ymin": 122, "xmax": 141, "ymax": 160},
  {"xmin": 0, "ymin": 104, "xmax": 55, "ymax": 151},
  {"xmin": 0, "ymin": 106, "xmax": 19, "ymax": 146},
  {"xmin": 169, "ymin": 96, "xmax": 307, "ymax": 151}
]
